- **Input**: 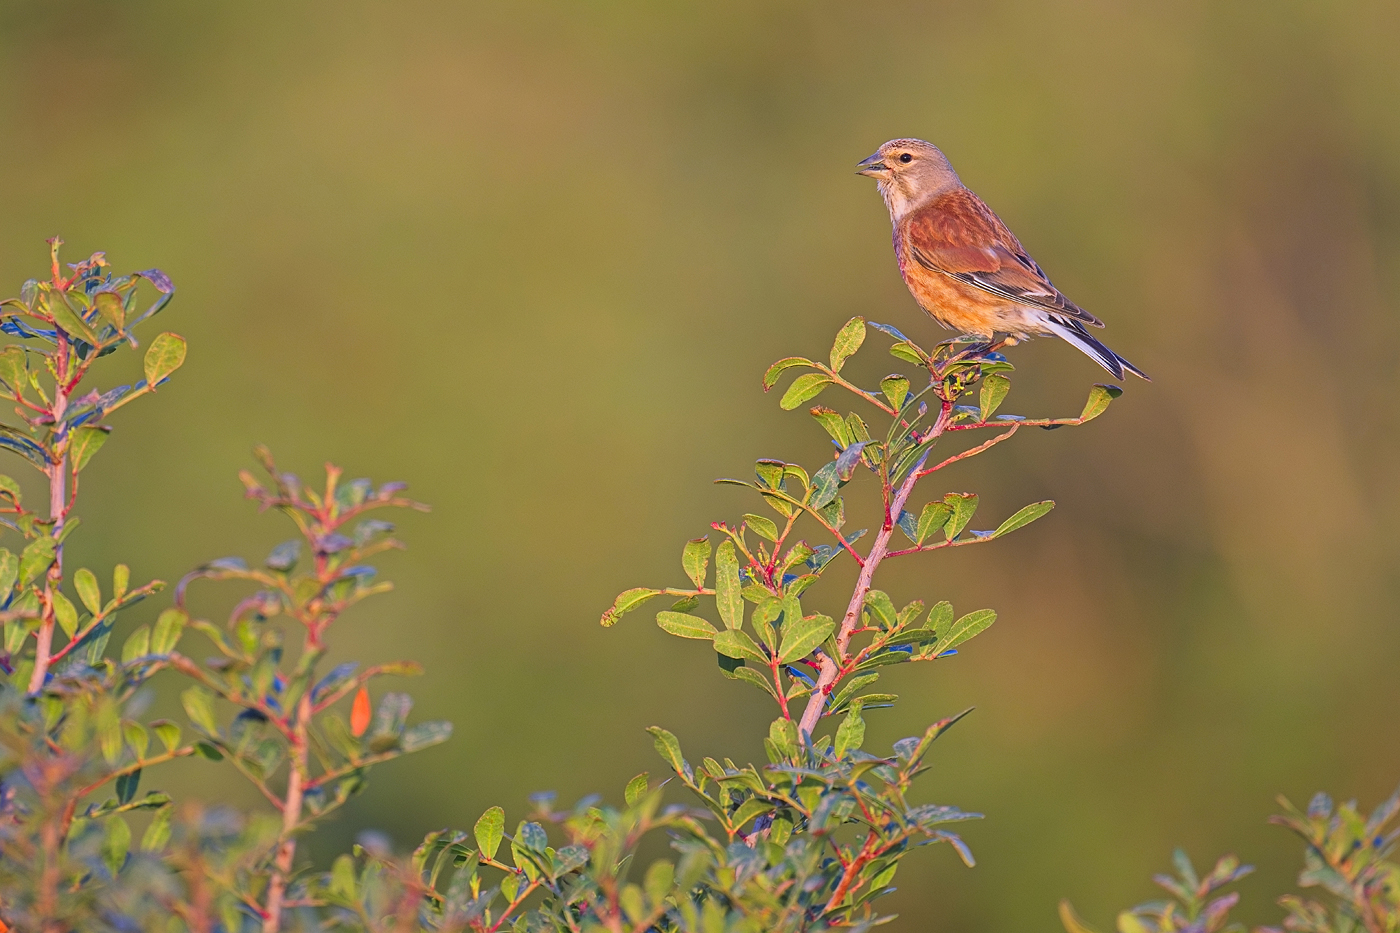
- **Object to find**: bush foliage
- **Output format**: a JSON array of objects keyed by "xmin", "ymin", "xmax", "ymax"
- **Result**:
[{"xmin": 0, "ymin": 240, "xmax": 1390, "ymax": 933}]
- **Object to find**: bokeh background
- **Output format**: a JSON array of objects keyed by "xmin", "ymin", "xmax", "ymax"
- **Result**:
[{"xmin": 2, "ymin": 1, "xmax": 1399, "ymax": 929}]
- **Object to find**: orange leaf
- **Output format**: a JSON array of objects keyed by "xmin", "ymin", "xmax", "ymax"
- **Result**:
[{"xmin": 350, "ymin": 686, "xmax": 371, "ymax": 737}]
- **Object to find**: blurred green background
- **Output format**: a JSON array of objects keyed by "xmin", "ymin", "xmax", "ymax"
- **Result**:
[{"xmin": 2, "ymin": 1, "xmax": 1399, "ymax": 929}]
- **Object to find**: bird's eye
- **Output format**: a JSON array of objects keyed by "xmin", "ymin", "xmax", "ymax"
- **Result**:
[{"xmin": 899, "ymin": 153, "xmax": 913, "ymax": 163}]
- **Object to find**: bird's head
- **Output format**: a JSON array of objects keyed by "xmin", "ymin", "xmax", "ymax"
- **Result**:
[{"xmin": 857, "ymin": 138, "xmax": 961, "ymax": 219}]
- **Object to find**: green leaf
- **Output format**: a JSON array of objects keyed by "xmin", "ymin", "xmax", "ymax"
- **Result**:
[
  {"xmin": 113, "ymin": 564, "xmax": 129, "ymax": 601},
  {"xmin": 151, "ymin": 608, "xmax": 187, "ymax": 655},
  {"xmin": 743, "ymin": 513, "xmax": 778, "ymax": 542},
  {"xmin": 1079, "ymin": 383, "xmax": 1123, "ymax": 422},
  {"xmin": 780, "ymin": 373, "xmax": 833, "ymax": 410},
  {"xmin": 979, "ymin": 374, "xmax": 1010, "ymax": 421},
  {"xmin": 141, "ymin": 806, "xmax": 172, "ymax": 852},
  {"xmin": 48, "ymin": 291, "xmax": 101, "ymax": 345},
  {"xmin": 713, "ymin": 629, "xmax": 766, "ymax": 662},
  {"xmin": 829, "ymin": 316, "xmax": 866, "ymax": 371},
  {"xmin": 18, "ymin": 537, "xmax": 56, "ymax": 588},
  {"xmin": 656, "ymin": 611, "xmax": 718, "ymax": 640},
  {"xmin": 144, "ymin": 332, "xmax": 187, "ymax": 388},
  {"xmin": 103, "ymin": 815, "xmax": 131, "ymax": 877},
  {"xmin": 74, "ymin": 568, "xmax": 101, "ymax": 614},
  {"xmin": 731, "ymin": 797, "xmax": 775, "ymax": 831},
  {"xmin": 123, "ymin": 721, "xmax": 149, "ymax": 761},
  {"xmin": 723, "ymin": 665, "xmax": 780, "ymax": 701},
  {"xmin": 993, "ymin": 500, "xmax": 1055, "ymax": 537},
  {"xmin": 53, "ymin": 592, "xmax": 78, "ymax": 639},
  {"xmin": 0, "ymin": 548, "xmax": 16, "ymax": 598},
  {"xmin": 763, "ymin": 356, "xmax": 813, "ymax": 391},
  {"xmin": 70, "ymin": 426, "xmax": 110, "ymax": 472},
  {"xmin": 97, "ymin": 698, "xmax": 123, "ymax": 765},
  {"xmin": 646, "ymin": 726, "xmax": 686, "ymax": 777},
  {"xmin": 150, "ymin": 720, "xmax": 181, "ymax": 753},
  {"xmin": 880, "ymin": 373, "xmax": 910, "ymax": 410},
  {"xmin": 625, "ymin": 772, "xmax": 650, "ymax": 806},
  {"xmin": 123, "ymin": 624, "xmax": 151, "ymax": 661},
  {"xmin": 94, "ymin": 291, "xmax": 126, "ymax": 330},
  {"xmin": 831, "ymin": 673, "xmax": 879, "ymax": 711},
  {"xmin": 181, "ymin": 687, "xmax": 218, "ymax": 735},
  {"xmin": 715, "ymin": 540, "xmax": 742, "ymax": 629},
  {"xmin": 754, "ymin": 459, "xmax": 785, "ymax": 489},
  {"xmin": 833, "ymin": 702, "xmax": 866, "ymax": 758},
  {"xmin": 863, "ymin": 590, "xmax": 897, "ymax": 628},
  {"xmin": 0, "ymin": 475, "xmax": 19, "ymax": 504},
  {"xmin": 924, "ymin": 602, "xmax": 957, "ymax": 633},
  {"xmin": 0, "ymin": 347, "xmax": 25, "ymax": 396},
  {"xmin": 943, "ymin": 493, "xmax": 979, "ymax": 540},
  {"xmin": 778, "ymin": 614, "xmax": 834, "ymax": 663},
  {"xmin": 929, "ymin": 609, "xmax": 996, "ymax": 657},
  {"xmin": 810, "ymin": 406, "xmax": 852, "ymax": 446},
  {"xmin": 916, "ymin": 502, "xmax": 950, "ymax": 545},
  {"xmin": 682, "ymin": 536, "xmax": 711, "ymax": 588},
  {"xmin": 474, "ymin": 806, "xmax": 505, "ymax": 860},
  {"xmin": 601, "ymin": 587, "xmax": 661, "ymax": 626},
  {"xmin": 889, "ymin": 341, "xmax": 926, "ymax": 365}
]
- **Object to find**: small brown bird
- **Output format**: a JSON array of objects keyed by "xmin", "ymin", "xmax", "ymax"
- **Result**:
[{"xmin": 858, "ymin": 138, "xmax": 1147, "ymax": 380}]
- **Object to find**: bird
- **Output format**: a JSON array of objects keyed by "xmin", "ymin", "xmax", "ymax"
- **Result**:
[{"xmin": 857, "ymin": 138, "xmax": 1148, "ymax": 380}]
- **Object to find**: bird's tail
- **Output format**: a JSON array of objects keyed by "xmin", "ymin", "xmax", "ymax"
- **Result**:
[{"xmin": 1042, "ymin": 315, "xmax": 1150, "ymax": 381}]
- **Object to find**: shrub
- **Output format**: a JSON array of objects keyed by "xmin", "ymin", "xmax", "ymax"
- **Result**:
[{"xmin": 0, "ymin": 239, "xmax": 1126, "ymax": 931}]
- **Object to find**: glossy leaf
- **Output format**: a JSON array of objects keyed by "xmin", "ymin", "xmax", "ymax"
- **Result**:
[
  {"xmin": 809, "ymin": 461, "xmax": 841, "ymax": 511},
  {"xmin": 94, "ymin": 290, "xmax": 125, "ymax": 330},
  {"xmin": 993, "ymin": 500, "xmax": 1055, "ymax": 537},
  {"xmin": 18, "ymin": 536, "xmax": 56, "ymax": 588},
  {"xmin": 474, "ymin": 806, "xmax": 505, "ymax": 860},
  {"xmin": 979, "ymin": 373, "xmax": 1010, "ymax": 421},
  {"xmin": 625, "ymin": 772, "xmax": 650, "ymax": 806},
  {"xmin": 778, "ymin": 614, "xmax": 834, "ymax": 663},
  {"xmin": 713, "ymin": 629, "xmax": 766, "ymax": 662},
  {"xmin": 647, "ymin": 726, "xmax": 686, "ymax": 776},
  {"xmin": 715, "ymin": 540, "xmax": 742, "ymax": 629},
  {"xmin": 682, "ymin": 536, "xmax": 711, "ymax": 588},
  {"xmin": 600, "ymin": 587, "xmax": 660, "ymax": 626},
  {"xmin": 930, "ymin": 609, "xmax": 997, "ymax": 657},
  {"xmin": 656, "ymin": 611, "xmax": 718, "ymax": 640},
  {"xmin": 780, "ymin": 372, "xmax": 832, "ymax": 410},
  {"xmin": 829, "ymin": 316, "xmax": 866, "ymax": 371},
  {"xmin": 833, "ymin": 701, "xmax": 866, "ymax": 758},
  {"xmin": 880, "ymin": 373, "xmax": 911, "ymax": 410},
  {"xmin": 48, "ymin": 291, "xmax": 101, "ymax": 345},
  {"xmin": 743, "ymin": 513, "xmax": 778, "ymax": 542},
  {"xmin": 144, "ymin": 332, "xmax": 187, "ymax": 387},
  {"xmin": 943, "ymin": 493, "xmax": 979, "ymax": 540},
  {"xmin": 1080, "ymin": 383, "xmax": 1123, "ymax": 422},
  {"xmin": 762, "ymin": 356, "xmax": 813, "ymax": 391},
  {"xmin": 70, "ymin": 426, "xmax": 109, "ymax": 471},
  {"xmin": 917, "ymin": 502, "xmax": 951, "ymax": 544}
]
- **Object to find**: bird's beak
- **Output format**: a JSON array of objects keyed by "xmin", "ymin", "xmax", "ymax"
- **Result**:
[{"xmin": 856, "ymin": 152, "xmax": 888, "ymax": 177}]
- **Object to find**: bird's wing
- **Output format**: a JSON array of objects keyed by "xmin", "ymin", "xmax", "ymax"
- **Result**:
[{"xmin": 901, "ymin": 189, "xmax": 1103, "ymax": 327}]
